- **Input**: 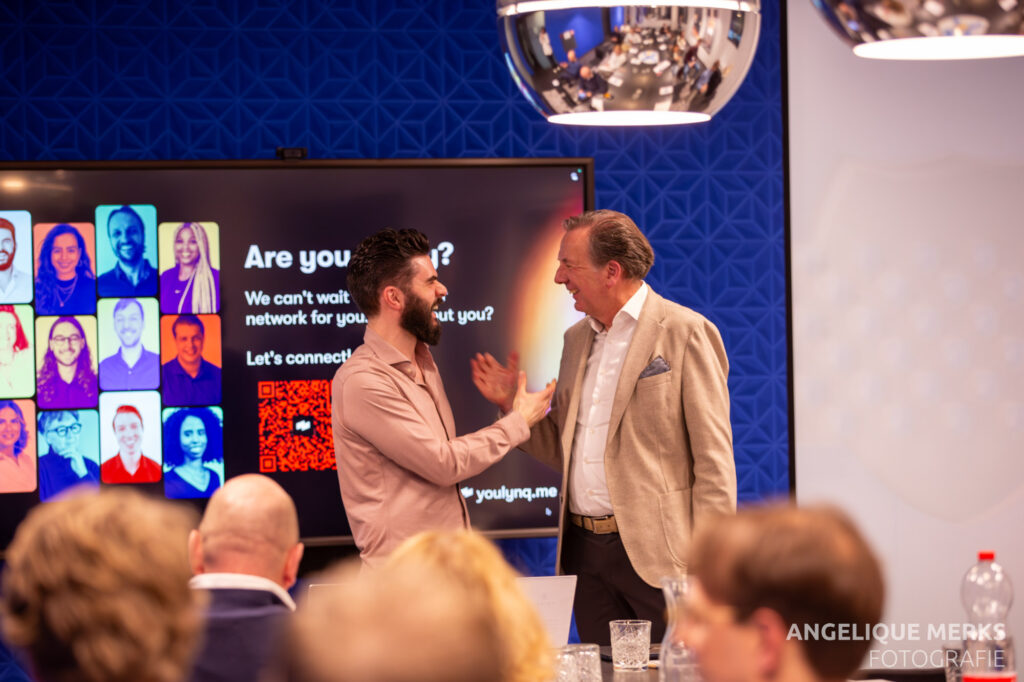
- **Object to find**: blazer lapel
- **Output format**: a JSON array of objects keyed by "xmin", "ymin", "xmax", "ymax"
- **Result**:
[
  {"xmin": 607, "ymin": 292, "xmax": 663, "ymax": 444},
  {"xmin": 559, "ymin": 324, "xmax": 594, "ymax": 471}
]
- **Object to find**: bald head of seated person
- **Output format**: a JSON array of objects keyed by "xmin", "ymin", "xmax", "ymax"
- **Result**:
[
  {"xmin": 187, "ymin": 474, "xmax": 305, "ymax": 682},
  {"xmin": 681, "ymin": 505, "xmax": 885, "ymax": 682},
  {"xmin": 577, "ymin": 65, "xmax": 608, "ymax": 100}
]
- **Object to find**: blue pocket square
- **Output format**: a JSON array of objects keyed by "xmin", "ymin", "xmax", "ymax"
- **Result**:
[{"xmin": 639, "ymin": 355, "xmax": 670, "ymax": 379}]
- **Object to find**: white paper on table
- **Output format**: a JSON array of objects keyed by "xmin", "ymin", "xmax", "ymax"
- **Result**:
[
  {"xmin": 517, "ymin": 575, "xmax": 578, "ymax": 647},
  {"xmin": 609, "ymin": 75, "xmax": 624, "ymax": 87},
  {"xmin": 658, "ymin": 85, "xmax": 674, "ymax": 96}
]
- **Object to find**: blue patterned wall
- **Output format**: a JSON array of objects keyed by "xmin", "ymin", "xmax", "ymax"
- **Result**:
[{"xmin": 0, "ymin": 1, "xmax": 787, "ymax": 578}]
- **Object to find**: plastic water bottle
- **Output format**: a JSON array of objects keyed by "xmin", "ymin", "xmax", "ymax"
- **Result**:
[{"xmin": 961, "ymin": 551, "xmax": 1016, "ymax": 682}]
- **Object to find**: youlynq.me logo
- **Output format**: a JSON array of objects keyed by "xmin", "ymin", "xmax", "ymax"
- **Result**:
[{"xmin": 787, "ymin": 622, "xmax": 1011, "ymax": 669}]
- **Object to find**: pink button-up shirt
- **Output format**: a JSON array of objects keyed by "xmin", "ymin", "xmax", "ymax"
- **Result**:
[
  {"xmin": 0, "ymin": 450, "xmax": 35, "ymax": 493},
  {"xmin": 331, "ymin": 328, "xmax": 529, "ymax": 566}
]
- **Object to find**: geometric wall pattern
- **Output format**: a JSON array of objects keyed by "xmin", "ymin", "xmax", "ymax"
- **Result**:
[
  {"xmin": 0, "ymin": 1, "xmax": 787, "ymax": 583},
  {"xmin": 0, "ymin": 631, "xmax": 31, "ymax": 682}
]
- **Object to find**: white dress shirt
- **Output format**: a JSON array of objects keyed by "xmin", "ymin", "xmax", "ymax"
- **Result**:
[
  {"xmin": 568, "ymin": 282, "xmax": 649, "ymax": 516},
  {"xmin": 189, "ymin": 572, "xmax": 297, "ymax": 611},
  {"xmin": 0, "ymin": 268, "xmax": 32, "ymax": 304}
]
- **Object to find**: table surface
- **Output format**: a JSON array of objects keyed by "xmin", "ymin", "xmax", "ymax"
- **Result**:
[{"xmin": 601, "ymin": 658, "xmax": 660, "ymax": 680}]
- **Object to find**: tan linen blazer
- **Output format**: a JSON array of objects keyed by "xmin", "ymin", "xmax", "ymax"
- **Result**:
[{"xmin": 521, "ymin": 289, "xmax": 736, "ymax": 587}]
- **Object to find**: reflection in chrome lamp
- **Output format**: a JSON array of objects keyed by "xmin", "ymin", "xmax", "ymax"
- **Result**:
[
  {"xmin": 812, "ymin": 0, "xmax": 1024, "ymax": 59},
  {"xmin": 497, "ymin": 0, "xmax": 762, "ymax": 125}
]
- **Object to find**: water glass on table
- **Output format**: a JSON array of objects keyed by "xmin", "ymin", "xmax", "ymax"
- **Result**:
[
  {"xmin": 555, "ymin": 643, "xmax": 602, "ymax": 682},
  {"xmin": 610, "ymin": 619, "xmax": 652, "ymax": 671}
]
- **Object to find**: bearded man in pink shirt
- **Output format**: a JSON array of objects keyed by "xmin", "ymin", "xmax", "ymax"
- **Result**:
[{"xmin": 331, "ymin": 229, "xmax": 555, "ymax": 566}]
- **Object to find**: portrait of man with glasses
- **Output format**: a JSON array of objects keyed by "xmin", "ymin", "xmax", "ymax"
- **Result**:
[
  {"xmin": 37, "ymin": 409, "xmax": 100, "ymax": 501},
  {"xmin": 36, "ymin": 316, "xmax": 98, "ymax": 409}
]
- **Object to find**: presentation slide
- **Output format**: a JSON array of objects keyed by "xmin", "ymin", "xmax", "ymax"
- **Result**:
[{"xmin": 0, "ymin": 159, "xmax": 591, "ymax": 545}]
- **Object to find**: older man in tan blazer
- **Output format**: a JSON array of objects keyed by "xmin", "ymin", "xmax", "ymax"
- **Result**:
[{"xmin": 473, "ymin": 209, "xmax": 736, "ymax": 645}]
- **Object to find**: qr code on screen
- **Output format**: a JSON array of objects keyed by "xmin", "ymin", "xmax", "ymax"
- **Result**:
[{"xmin": 257, "ymin": 380, "xmax": 336, "ymax": 473}]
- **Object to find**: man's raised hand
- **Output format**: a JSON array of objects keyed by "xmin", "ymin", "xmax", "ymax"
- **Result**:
[{"xmin": 511, "ymin": 371, "xmax": 556, "ymax": 427}]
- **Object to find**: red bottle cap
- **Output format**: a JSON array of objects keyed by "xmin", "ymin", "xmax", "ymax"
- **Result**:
[{"xmin": 978, "ymin": 551, "xmax": 995, "ymax": 561}]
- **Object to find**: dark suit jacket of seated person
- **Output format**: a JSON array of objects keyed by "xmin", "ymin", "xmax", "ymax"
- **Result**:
[
  {"xmin": 101, "ymin": 404, "xmax": 161, "ymax": 484},
  {"xmin": 577, "ymin": 67, "xmax": 608, "ymax": 98},
  {"xmin": 98, "ymin": 298, "xmax": 160, "ymax": 390},
  {"xmin": 34, "ymin": 223, "xmax": 96, "ymax": 315},
  {"xmin": 97, "ymin": 206, "xmax": 159, "ymax": 297},
  {"xmin": 187, "ymin": 474, "xmax": 305, "ymax": 682},
  {"xmin": 163, "ymin": 314, "xmax": 222, "ymax": 407},
  {"xmin": 36, "ymin": 317, "xmax": 98, "ymax": 409}
]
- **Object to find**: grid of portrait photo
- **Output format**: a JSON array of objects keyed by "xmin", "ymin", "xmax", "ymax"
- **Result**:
[{"xmin": 0, "ymin": 207, "xmax": 224, "ymax": 502}]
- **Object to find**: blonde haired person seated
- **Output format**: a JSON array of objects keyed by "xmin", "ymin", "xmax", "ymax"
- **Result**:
[
  {"xmin": 0, "ymin": 488, "xmax": 201, "ymax": 682},
  {"xmin": 266, "ymin": 560, "xmax": 503, "ymax": 682},
  {"xmin": 386, "ymin": 530, "xmax": 555, "ymax": 682}
]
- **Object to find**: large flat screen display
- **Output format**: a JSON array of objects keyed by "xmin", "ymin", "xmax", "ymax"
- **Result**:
[{"xmin": 0, "ymin": 159, "xmax": 593, "ymax": 547}]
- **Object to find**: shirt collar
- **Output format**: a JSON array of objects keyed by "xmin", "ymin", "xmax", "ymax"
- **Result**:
[
  {"xmin": 114, "ymin": 259, "xmax": 154, "ymax": 282},
  {"xmin": 172, "ymin": 357, "xmax": 211, "ymax": 376},
  {"xmin": 0, "ymin": 269, "xmax": 26, "ymax": 295},
  {"xmin": 189, "ymin": 572, "xmax": 297, "ymax": 611},
  {"xmin": 363, "ymin": 326, "xmax": 431, "ymax": 381},
  {"xmin": 587, "ymin": 281, "xmax": 648, "ymax": 333}
]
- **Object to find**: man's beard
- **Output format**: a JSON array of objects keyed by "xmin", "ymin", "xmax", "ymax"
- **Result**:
[
  {"xmin": 0, "ymin": 249, "xmax": 13, "ymax": 272},
  {"xmin": 400, "ymin": 289, "xmax": 442, "ymax": 346},
  {"xmin": 117, "ymin": 243, "xmax": 143, "ymax": 266}
]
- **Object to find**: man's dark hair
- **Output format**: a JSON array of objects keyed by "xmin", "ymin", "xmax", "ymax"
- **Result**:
[
  {"xmin": 172, "ymin": 314, "xmax": 204, "ymax": 338},
  {"xmin": 107, "ymin": 205, "xmax": 143, "ymax": 231},
  {"xmin": 347, "ymin": 229, "xmax": 430, "ymax": 317},
  {"xmin": 563, "ymin": 210, "xmax": 654, "ymax": 280},
  {"xmin": 37, "ymin": 410, "xmax": 80, "ymax": 435}
]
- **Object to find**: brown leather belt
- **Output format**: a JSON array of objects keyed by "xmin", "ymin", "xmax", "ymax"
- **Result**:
[{"xmin": 569, "ymin": 513, "xmax": 618, "ymax": 534}]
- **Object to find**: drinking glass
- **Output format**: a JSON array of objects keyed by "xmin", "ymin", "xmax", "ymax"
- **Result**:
[
  {"xmin": 610, "ymin": 619, "xmax": 652, "ymax": 671},
  {"xmin": 555, "ymin": 643, "xmax": 602, "ymax": 682}
]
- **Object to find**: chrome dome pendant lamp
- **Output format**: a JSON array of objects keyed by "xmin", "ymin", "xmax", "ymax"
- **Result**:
[
  {"xmin": 497, "ymin": 0, "xmax": 762, "ymax": 125},
  {"xmin": 811, "ymin": 0, "xmax": 1024, "ymax": 59}
]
